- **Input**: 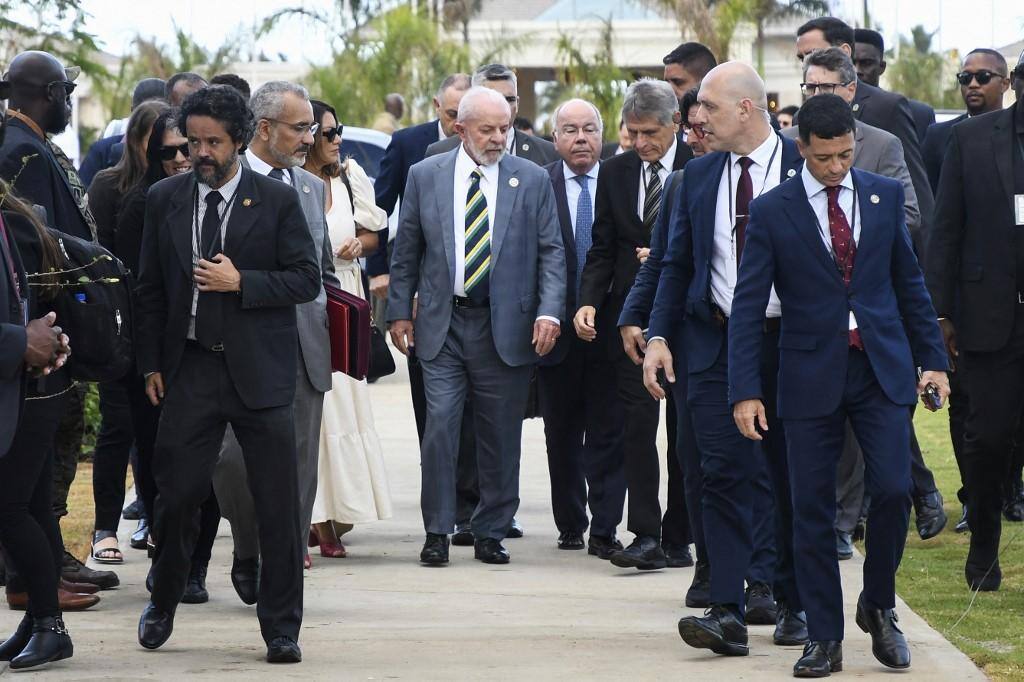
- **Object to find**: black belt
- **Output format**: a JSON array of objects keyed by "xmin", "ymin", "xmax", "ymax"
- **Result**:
[
  {"xmin": 710, "ymin": 303, "xmax": 780, "ymax": 333},
  {"xmin": 453, "ymin": 295, "xmax": 489, "ymax": 309}
]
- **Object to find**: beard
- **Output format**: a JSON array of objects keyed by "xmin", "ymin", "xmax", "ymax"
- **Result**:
[
  {"xmin": 268, "ymin": 128, "xmax": 308, "ymax": 167},
  {"xmin": 464, "ymin": 135, "xmax": 504, "ymax": 166},
  {"xmin": 193, "ymin": 149, "xmax": 238, "ymax": 187}
]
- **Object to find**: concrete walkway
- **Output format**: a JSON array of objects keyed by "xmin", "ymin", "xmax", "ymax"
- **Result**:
[{"xmin": 1, "ymin": 355, "xmax": 986, "ymax": 680}]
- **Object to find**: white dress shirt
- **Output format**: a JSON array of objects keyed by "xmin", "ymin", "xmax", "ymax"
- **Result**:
[
  {"xmin": 437, "ymin": 120, "xmax": 446, "ymax": 143},
  {"xmin": 453, "ymin": 145, "xmax": 500, "ymax": 297},
  {"xmin": 710, "ymin": 131, "xmax": 784, "ymax": 318},
  {"xmin": 505, "ymin": 129, "xmax": 516, "ymax": 156},
  {"xmin": 563, "ymin": 161, "xmax": 599, "ymax": 237},
  {"xmin": 245, "ymin": 148, "xmax": 292, "ymax": 185},
  {"xmin": 636, "ymin": 137, "xmax": 677, "ymax": 219}
]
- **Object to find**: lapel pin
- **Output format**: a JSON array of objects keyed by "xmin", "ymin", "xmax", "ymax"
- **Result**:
[
  {"xmin": 870, "ymin": 194, "xmax": 880, "ymax": 204},
  {"xmin": 787, "ymin": 168, "xmax": 796, "ymax": 178},
  {"xmin": 509, "ymin": 177, "xmax": 519, "ymax": 188},
  {"xmin": 242, "ymin": 198, "xmax": 252, "ymax": 207},
  {"xmin": 852, "ymin": 103, "xmax": 860, "ymax": 112},
  {"xmin": 522, "ymin": 143, "xmax": 530, "ymax": 151},
  {"xmin": 302, "ymin": 185, "xmax": 311, "ymax": 194}
]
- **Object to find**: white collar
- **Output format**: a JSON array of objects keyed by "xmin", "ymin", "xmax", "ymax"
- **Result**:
[
  {"xmin": 244, "ymin": 147, "xmax": 290, "ymax": 182},
  {"xmin": 437, "ymin": 120, "xmax": 446, "ymax": 142},
  {"xmin": 645, "ymin": 136, "xmax": 677, "ymax": 172},
  {"xmin": 197, "ymin": 161, "xmax": 243, "ymax": 199},
  {"xmin": 730, "ymin": 130, "xmax": 778, "ymax": 168},
  {"xmin": 562, "ymin": 160, "xmax": 599, "ymax": 182},
  {"xmin": 505, "ymin": 129, "xmax": 516, "ymax": 154},
  {"xmin": 455, "ymin": 143, "xmax": 500, "ymax": 182},
  {"xmin": 801, "ymin": 164, "xmax": 855, "ymax": 199}
]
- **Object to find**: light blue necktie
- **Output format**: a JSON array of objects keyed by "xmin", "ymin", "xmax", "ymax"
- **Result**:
[{"xmin": 573, "ymin": 174, "xmax": 593, "ymax": 297}]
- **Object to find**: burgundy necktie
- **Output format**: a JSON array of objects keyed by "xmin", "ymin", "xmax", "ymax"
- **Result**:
[
  {"xmin": 826, "ymin": 186, "xmax": 863, "ymax": 350},
  {"xmin": 734, "ymin": 157, "xmax": 754, "ymax": 263}
]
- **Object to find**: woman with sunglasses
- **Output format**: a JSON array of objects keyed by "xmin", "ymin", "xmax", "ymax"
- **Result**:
[
  {"xmin": 85, "ymin": 99, "xmax": 167, "ymax": 566},
  {"xmin": 301, "ymin": 99, "xmax": 392, "ymax": 557},
  {"xmin": 114, "ymin": 111, "xmax": 222, "ymax": 603}
]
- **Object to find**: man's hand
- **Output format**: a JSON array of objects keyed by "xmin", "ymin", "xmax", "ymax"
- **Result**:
[
  {"xmin": 146, "ymin": 372, "xmax": 165, "ymax": 406},
  {"xmin": 918, "ymin": 370, "xmax": 951, "ymax": 411},
  {"xmin": 642, "ymin": 338, "xmax": 674, "ymax": 400},
  {"xmin": 733, "ymin": 399, "xmax": 768, "ymax": 441},
  {"xmin": 369, "ymin": 274, "xmax": 390, "ymax": 298},
  {"xmin": 336, "ymin": 238, "xmax": 363, "ymax": 261},
  {"xmin": 573, "ymin": 305, "xmax": 597, "ymax": 342},
  {"xmin": 620, "ymin": 325, "xmax": 647, "ymax": 365},
  {"xmin": 533, "ymin": 318, "xmax": 560, "ymax": 357},
  {"xmin": 635, "ymin": 247, "xmax": 651, "ymax": 264},
  {"xmin": 195, "ymin": 254, "xmax": 241, "ymax": 292},
  {"xmin": 389, "ymin": 319, "xmax": 414, "ymax": 356},
  {"xmin": 23, "ymin": 311, "xmax": 62, "ymax": 370},
  {"xmin": 938, "ymin": 318, "xmax": 957, "ymax": 371}
]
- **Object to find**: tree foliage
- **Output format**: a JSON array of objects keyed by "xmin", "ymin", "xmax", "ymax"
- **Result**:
[
  {"xmin": 0, "ymin": 1, "xmax": 106, "ymax": 80},
  {"xmin": 643, "ymin": 0, "xmax": 751, "ymax": 61},
  {"xmin": 552, "ymin": 20, "xmax": 629, "ymax": 141},
  {"xmin": 884, "ymin": 25, "xmax": 962, "ymax": 109}
]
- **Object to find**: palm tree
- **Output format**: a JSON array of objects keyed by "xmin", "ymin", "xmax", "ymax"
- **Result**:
[{"xmin": 748, "ymin": 0, "xmax": 829, "ymax": 76}]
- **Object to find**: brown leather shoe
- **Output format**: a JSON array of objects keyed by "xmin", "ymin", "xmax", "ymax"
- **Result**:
[
  {"xmin": 59, "ymin": 578, "xmax": 100, "ymax": 595},
  {"xmin": 7, "ymin": 588, "xmax": 100, "ymax": 611}
]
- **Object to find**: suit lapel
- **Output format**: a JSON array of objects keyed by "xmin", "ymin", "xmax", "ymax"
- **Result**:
[
  {"xmin": 779, "ymin": 136, "xmax": 803, "ymax": 182},
  {"xmin": 433, "ymin": 152, "xmax": 458, "ymax": 284},
  {"xmin": 550, "ymin": 163, "xmax": 576, "ymax": 263},
  {"xmin": 492, "ymin": 158, "xmax": 520, "ymax": 263},
  {"xmin": 624, "ymin": 152, "xmax": 643, "ymax": 232},
  {"xmin": 223, "ymin": 167, "xmax": 261, "ymax": 254},
  {"xmin": 992, "ymin": 109, "xmax": 1016, "ymax": 218},
  {"xmin": 781, "ymin": 177, "xmax": 844, "ymax": 285},
  {"xmin": 699, "ymin": 153, "xmax": 728, "ymax": 260},
  {"xmin": 852, "ymin": 84, "xmax": 869, "ymax": 120},
  {"xmin": 168, "ymin": 176, "xmax": 198, "ymax": 275},
  {"xmin": 671, "ymin": 141, "xmax": 693, "ymax": 171},
  {"xmin": 852, "ymin": 121, "xmax": 866, "ymax": 165},
  {"xmin": 849, "ymin": 169, "xmax": 877, "ymax": 288}
]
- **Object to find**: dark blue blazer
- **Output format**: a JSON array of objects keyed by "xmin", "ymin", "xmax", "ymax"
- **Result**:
[
  {"xmin": 647, "ymin": 135, "xmax": 803, "ymax": 374},
  {"xmin": 367, "ymin": 119, "xmax": 441, "ymax": 278},
  {"xmin": 727, "ymin": 169, "xmax": 947, "ymax": 420},
  {"xmin": 921, "ymin": 113, "xmax": 966, "ymax": 195},
  {"xmin": 79, "ymin": 134, "xmax": 124, "ymax": 189}
]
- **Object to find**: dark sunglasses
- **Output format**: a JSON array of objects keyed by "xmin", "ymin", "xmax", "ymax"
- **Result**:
[
  {"xmin": 46, "ymin": 80, "xmax": 76, "ymax": 96},
  {"xmin": 158, "ymin": 143, "xmax": 190, "ymax": 161},
  {"xmin": 321, "ymin": 125, "xmax": 344, "ymax": 142},
  {"xmin": 956, "ymin": 70, "xmax": 1005, "ymax": 86}
]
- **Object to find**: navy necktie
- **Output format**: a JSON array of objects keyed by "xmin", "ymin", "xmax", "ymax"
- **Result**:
[{"xmin": 573, "ymin": 175, "xmax": 593, "ymax": 297}]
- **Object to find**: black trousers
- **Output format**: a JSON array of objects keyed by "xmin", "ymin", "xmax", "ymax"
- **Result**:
[
  {"xmin": 0, "ymin": 391, "xmax": 70, "ymax": 618},
  {"xmin": 151, "ymin": 344, "xmax": 302, "ymax": 644},
  {"xmin": 92, "ymin": 379, "xmax": 136, "ymax": 531}
]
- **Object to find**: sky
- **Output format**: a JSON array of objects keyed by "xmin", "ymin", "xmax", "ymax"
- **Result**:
[{"xmin": 77, "ymin": 0, "xmax": 1024, "ymax": 64}]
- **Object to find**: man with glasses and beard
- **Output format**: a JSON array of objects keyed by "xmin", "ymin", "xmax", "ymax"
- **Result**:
[{"xmin": 134, "ymin": 84, "xmax": 321, "ymax": 662}]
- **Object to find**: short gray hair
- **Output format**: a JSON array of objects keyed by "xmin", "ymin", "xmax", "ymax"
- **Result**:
[
  {"xmin": 457, "ymin": 86, "xmax": 511, "ymax": 123},
  {"xmin": 436, "ymin": 73, "xmax": 471, "ymax": 99},
  {"xmin": 249, "ymin": 81, "xmax": 310, "ymax": 122},
  {"xmin": 472, "ymin": 63, "xmax": 517, "ymax": 89},
  {"xmin": 621, "ymin": 78, "xmax": 678, "ymax": 127},
  {"xmin": 802, "ymin": 47, "xmax": 857, "ymax": 85}
]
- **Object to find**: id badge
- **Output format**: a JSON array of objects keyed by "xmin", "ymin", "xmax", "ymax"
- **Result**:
[{"xmin": 1016, "ymin": 194, "xmax": 1024, "ymax": 226}]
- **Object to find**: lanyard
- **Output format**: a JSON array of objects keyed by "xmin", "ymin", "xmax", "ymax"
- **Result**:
[
  {"xmin": 192, "ymin": 184, "xmax": 239, "ymax": 262},
  {"xmin": 728, "ymin": 133, "xmax": 782, "ymax": 231}
]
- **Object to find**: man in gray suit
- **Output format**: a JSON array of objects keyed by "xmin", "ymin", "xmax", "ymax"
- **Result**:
[
  {"xmin": 425, "ymin": 64, "xmax": 557, "ymax": 166},
  {"xmin": 213, "ymin": 81, "xmax": 338, "ymax": 601},
  {"xmin": 388, "ymin": 87, "xmax": 565, "ymax": 565}
]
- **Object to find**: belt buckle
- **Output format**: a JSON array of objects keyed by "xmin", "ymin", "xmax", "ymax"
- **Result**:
[{"xmin": 211, "ymin": 342, "xmax": 224, "ymax": 352}]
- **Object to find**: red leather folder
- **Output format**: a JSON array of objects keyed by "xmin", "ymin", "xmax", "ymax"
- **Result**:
[{"xmin": 325, "ymin": 282, "xmax": 371, "ymax": 380}]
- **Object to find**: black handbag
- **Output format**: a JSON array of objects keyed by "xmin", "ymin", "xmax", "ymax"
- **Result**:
[{"xmin": 366, "ymin": 324, "xmax": 396, "ymax": 381}]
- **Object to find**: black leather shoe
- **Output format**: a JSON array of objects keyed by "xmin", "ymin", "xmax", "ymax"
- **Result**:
[
  {"xmin": 231, "ymin": 554, "xmax": 259, "ymax": 604},
  {"xmin": 587, "ymin": 535, "xmax": 623, "ymax": 560},
  {"xmin": 130, "ymin": 518, "xmax": 150, "ymax": 550},
  {"xmin": 836, "ymin": 531, "xmax": 853, "ymax": 560},
  {"xmin": 138, "ymin": 602, "xmax": 174, "ymax": 650},
  {"xmin": 663, "ymin": 543, "xmax": 694, "ymax": 568},
  {"xmin": 855, "ymin": 595, "xmax": 910, "ymax": 669},
  {"xmin": 1003, "ymin": 480, "xmax": 1024, "ymax": 522},
  {"xmin": 266, "ymin": 635, "xmax": 302, "ymax": 663},
  {"xmin": 914, "ymin": 491, "xmax": 947, "ymax": 540},
  {"xmin": 506, "ymin": 518, "xmax": 525, "ymax": 538},
  {"xmin": 686, "ymin": 561, "xmax": 711, "ymax": 608},
  {"xmin": 774, "ymin": 604, "xmax": 809, "ymax": 646},
  {"xmin": 745, "ymin": 582, "xmax": 777, "ymax": 625},
  {"xmin": 420, "ymin": 533, "xmax": 450, "ymax": 565},
  {"xmin": 0, "ymin": 614, "xmax": 32, "ymax": 661},
  {"xmin": 955, "ymin": 505, "xmax": 969, "ymax": 533},
  {"xmin": 793, "ymin": 640, "xmax": 842, "ymax": 677},
  {"xmin": 474, "ymin": 538, "xmax": 510, "ymax": 564},
  {"xmin": 557, "ymin": 531, "xmax": 585, "ymax": 550},
  {"xmin": 9, "ymin": 617, "xmax": 72, "ymax": 670},
  {"xmin": 123, "ymin": 498, "xmax": 142, "ymax": 521},
  {"xmin": 61, "ymin": 551, "xmax": 119, "ymax": 590},
  {"xmin": 182, "ymin": 563, "xmax": 209, "ymax": 604},
  {"xmin": 610, "ymin": 536, "xmax": 666, "ymax": 570},
  {"xmin": 451, "ymin": 525, "xmax": 474, "ymax": 547},
  {"xmin": 965, "ymin": 561, "xmax": 1001, "ymax": 591},
  {"xmin": 678, "ymin": 604, "xmax": 748, "ymax": 656}
]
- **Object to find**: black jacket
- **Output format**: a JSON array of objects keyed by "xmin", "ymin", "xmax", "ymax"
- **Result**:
[
  {"xmin": 0, "ymin": 210, "xmax": 28, "ymax": 455},
  {"xmin": 921, "ymin": 113, "xmax": 967, "ymax": 195},
  {"xmin": 134, "ymin": 167, "xmax": 321, "ymax": 409}
]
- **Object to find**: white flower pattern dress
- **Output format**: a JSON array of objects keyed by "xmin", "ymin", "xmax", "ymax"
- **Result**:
[{"xmin": 311, "ymin": 159, "xmax": 393, "ymax": 524}]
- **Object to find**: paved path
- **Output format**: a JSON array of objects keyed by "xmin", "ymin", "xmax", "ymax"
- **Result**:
[{"xmin": 1, "ymin": 355, "xmax": 986, "ymax": 680}]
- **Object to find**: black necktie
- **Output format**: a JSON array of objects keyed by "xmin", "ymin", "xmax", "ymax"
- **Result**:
[
  {"xmin": 268, "ymin": 168, "xmax": 286, "ymax": 182},
  {"xmin": 195, "ymin": 190, "xmax": 224, "ymax": 348},
  {"xmin": 200, "ymin": 191, "xmax": 223, "ymax": 259}
]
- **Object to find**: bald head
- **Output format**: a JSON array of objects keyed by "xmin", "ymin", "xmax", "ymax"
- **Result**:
[
  {"xmin": 702, "ymin": 62, "xmax": 768, "ymax": 109},
  {"xmin": 553, "ymin": 98, "xmax": 603, "ymax": 175},
  {"xmin": 693, "ymin": 61, "xmax": 771, "ymax": 155},
  {"xmin": 6, "ymin": 50, "xmax": 67, "ymax": 85},
  {"xmin": 5, "ymin": 50, "xmax": 75, "ymax": 134}
]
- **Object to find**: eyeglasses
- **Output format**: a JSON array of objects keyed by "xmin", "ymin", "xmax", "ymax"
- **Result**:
[
  {"xmin": 321, "ymin": 125, "xmax": 344, "ymax": 142},
  {"xmin": 800, "ymin": 81, "xmax": 852, "ymax": 96},
  {"xmin": 956, "ymin": 70, "xmax": 1006, "ymax": 86},
  {"xmin": 158, "ymin": 143, "xmax": 189, "ymax": 161},
  {"xmin": 265, "ymin": 118, "xmax": 319, "ymax": 136}
]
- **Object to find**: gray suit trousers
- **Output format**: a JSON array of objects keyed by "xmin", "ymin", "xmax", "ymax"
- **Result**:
[
  {"xmin": 419, "ymin": 307, "xmax": 532, "ymax": 540},
  {"xmin": 214, "ymin": 359, "xmax": 325, "ymax": 560}
]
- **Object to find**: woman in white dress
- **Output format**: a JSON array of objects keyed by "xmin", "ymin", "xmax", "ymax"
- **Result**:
[{"xmin": 302, "ymin": 99, "xmax": 393, "ymax": 558}]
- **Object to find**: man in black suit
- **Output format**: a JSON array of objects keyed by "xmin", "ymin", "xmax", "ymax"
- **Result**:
[
  {"xmin": 853, "ymin": 29, "xmax": 935, "ymax": 145},
  {"xmin": 540, "ymin": 99, "xmax": 627, "ymax": 555},
  {"xmin": 662, "ymin": 42, "xmax": 717, "ymax": 100},
  {"xmin": 134, "ymin": 86, "xmax": 321, "ymax": 661},
  {"xmin": 796, "ymin": 17, "xmax": 946, "ymax": 539},
  {"xmin": 574, "ymin": 79, "xmax": 694, "ymax": 571},
  {"xmin": 926, "ymin": 83, "xmax": 1024, "ymax": 593}
]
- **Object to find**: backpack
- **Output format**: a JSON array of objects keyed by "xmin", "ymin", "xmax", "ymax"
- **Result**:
[{"xmin": 46, "ymin": 229, "xmax": 133, "ymax": 382}]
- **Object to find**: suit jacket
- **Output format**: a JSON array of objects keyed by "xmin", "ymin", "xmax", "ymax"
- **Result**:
[
  {"xmin": 0, "ymin": 118, "xmax": 93, "ymax": 241},
  {"xmin": 926, "ymin": 103, "xmax": 1022, "ymax": 353},
  {"xmin": 0, "ymin": 211, "xmax": 28, "ymax": 456},
  {"xmin": 240, "ymin": 157, "xmax": 338, "ymax": 393},
  {"xmin": 600, "ymin": 141, "xmax": 621, "ymax": 160},
  {"xmin": 921, "ymin": 113, "xmax": 967, "ymax": 195},
  {"xmin": 80, "ymin": 133, "xmax": 124, "ymax": 189},
  {"xmin": 135, "ymin": 166, "xmax": 321, "ymax": 410},
  {"xmin": 784, "ymin": 120, "xmax": 920, "ymax": 238},
  {"xmin": 852, "ymin": 81, "xmax": 934, "ymax": 260},
  {"xmin": 578, "ymin": 143, "xmax": 693, "ymax": 316},
  {"xmin": 425, "ymin": 129, "xmax": 558, "ymax": 166},
  {"xmin": 909, "ymin": 99, "xmax": 936, "ymax": 145},
  {"xmin": 386, "ymin": 149, "xmax": 565, "ymax": 367},
  {"xmin": 367, "ymin": 119, "xmax": 443, "ymax": 278},
  {"xmin": 728, "ymin": 169, "xmax": 947, "ymax": 419},
  {"xmin": 647, "ymin": 136, "xmax": 803, "ymax": 374}
]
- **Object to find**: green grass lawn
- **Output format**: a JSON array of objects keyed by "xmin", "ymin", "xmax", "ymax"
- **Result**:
[{"xmin": 902, "ymin": 408, "xmax": 1024, "ymax": 680}]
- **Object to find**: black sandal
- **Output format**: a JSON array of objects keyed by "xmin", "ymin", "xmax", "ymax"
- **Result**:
[{"xmin": 91, "ymin": 530, "xmax": 124, "ymax": 564}]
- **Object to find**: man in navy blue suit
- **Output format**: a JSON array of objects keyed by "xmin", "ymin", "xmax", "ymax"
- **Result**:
[
  {"xmin": 728, "ymin": 94, "xmax": 949, "ymax": 676},
  {"xmin": 643, "ymin": 62, "xmax": 808, "ymax": 654}
]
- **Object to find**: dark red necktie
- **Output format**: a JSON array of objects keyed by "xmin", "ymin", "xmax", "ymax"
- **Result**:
[
  {"xmin": 734, "ymin": 157, "xmax": 754, "ymax": 263},
  {"xmin": 826, "ymin": 186, "xmax": 863, "ymax": 350}
]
